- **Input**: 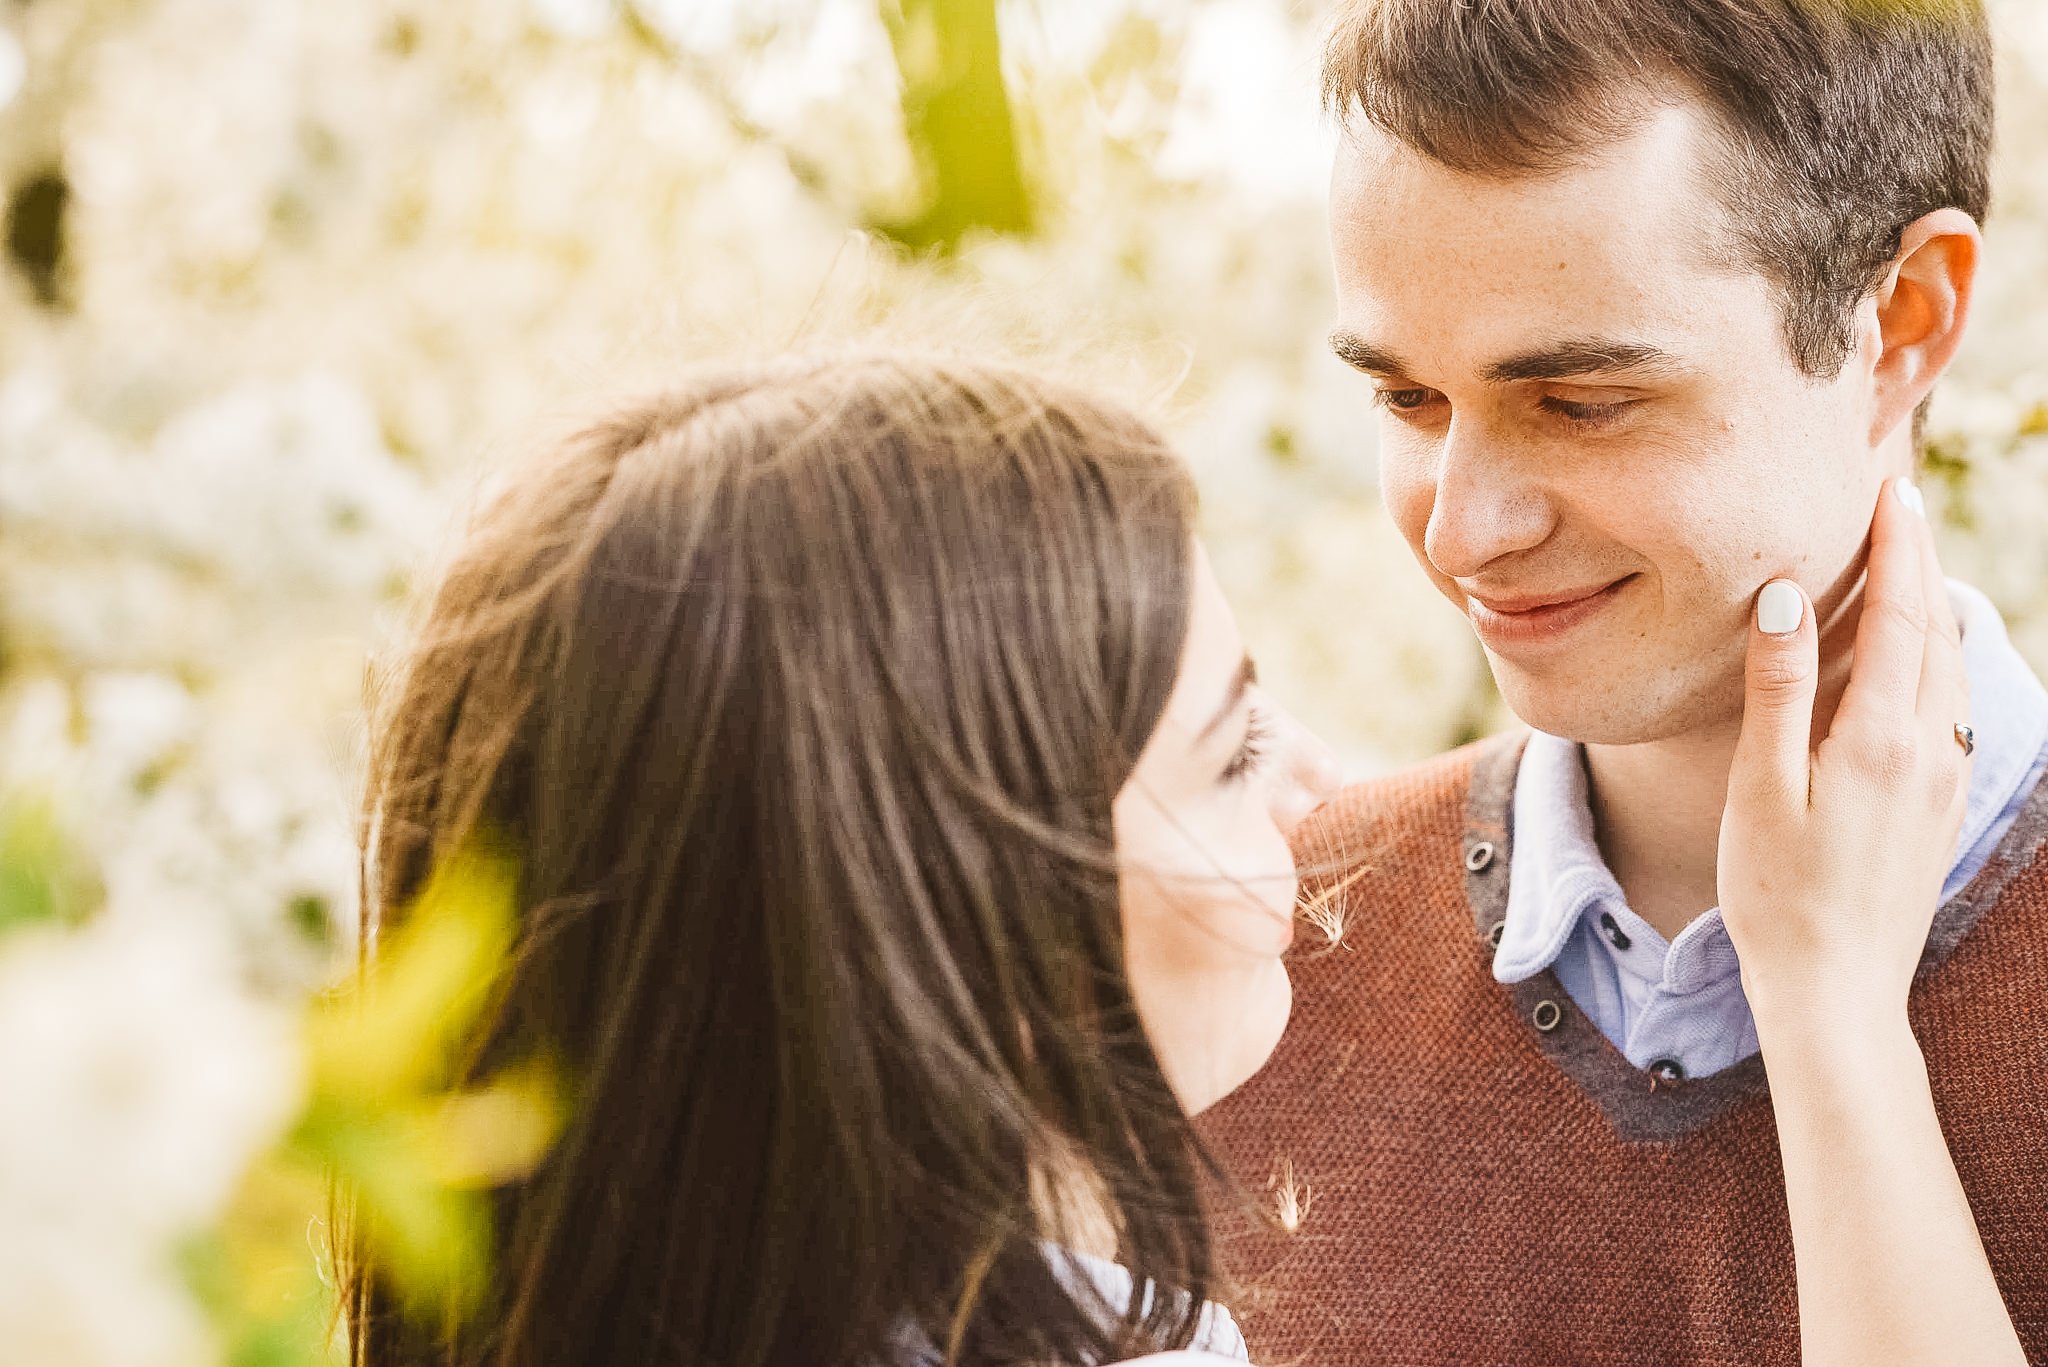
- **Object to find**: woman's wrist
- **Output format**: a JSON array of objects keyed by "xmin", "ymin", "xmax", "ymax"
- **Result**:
[
  {"xmin": 1752, "ymin": 995, "xmax": 1928, "ymax": 1095},
  {"xmin": 1742, "ymin": 956, "xmax": 1915, "ymax": 1039}
]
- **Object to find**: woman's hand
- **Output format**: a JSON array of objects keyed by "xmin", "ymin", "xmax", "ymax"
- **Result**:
[
  {"xmin": 1718, "ymin": 476, "xmax": 2023, "ymax": 1367},
  {"xmin": 1718, "ymin": 475, "xmax": 1969, "ymax": 1027}
]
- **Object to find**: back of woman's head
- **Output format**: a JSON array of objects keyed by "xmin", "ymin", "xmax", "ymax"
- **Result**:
[{"xmin": 351, "ymin": 352, "xmax": 1214, "ymax": 1366}]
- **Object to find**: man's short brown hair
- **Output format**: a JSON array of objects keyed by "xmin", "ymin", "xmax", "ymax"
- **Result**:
[{"xmin": 1322, "ymin": 0, "xmax": 1994, "ymax": 377}]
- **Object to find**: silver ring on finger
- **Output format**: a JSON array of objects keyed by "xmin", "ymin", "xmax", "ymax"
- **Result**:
[{"xmin": 1955, "ymin": 722, "xmax": 1976, "ymax": 757}]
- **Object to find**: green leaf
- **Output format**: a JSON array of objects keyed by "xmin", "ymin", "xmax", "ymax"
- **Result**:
[
  {"xmin": 0, "ymin": 798, "xmax": 98, "ymax": 937},
  {"xmin": 307, "ymin": 834, "xmax": 518, "ymax": 1102}
]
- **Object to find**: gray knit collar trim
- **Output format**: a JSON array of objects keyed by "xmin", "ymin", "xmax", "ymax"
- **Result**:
[{"xmin": 1460, "ymin": 730, "xmax": 2048, "ymax": 1143}]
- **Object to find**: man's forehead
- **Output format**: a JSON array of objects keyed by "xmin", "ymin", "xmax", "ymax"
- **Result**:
[
  {"xmin": 1327, "ymin": 106, "xmax": 1759, "ymax": 379},
  {"xmin": 1330, "ymin": 103, "xmax": 1734, "ymax": 276}
]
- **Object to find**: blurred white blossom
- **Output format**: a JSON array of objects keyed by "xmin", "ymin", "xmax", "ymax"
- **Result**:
[
  {"xmin": 0, "ymin": 917, "xmax": 302, "ymax": 1241},
  {"xmin": 531, "ymin": 0, "xmax": 618, "ymax": 41},
  {"xmin": 0, "ymin": 1237, "xmax": 216, "ymax": 1367},
  {"xmin": 0, "ymin": 26, "xmax": 23, "ymax": 115},
  {"xmin": 0, "ymin": 916, "xmax": 302, "ymax": 1367}
]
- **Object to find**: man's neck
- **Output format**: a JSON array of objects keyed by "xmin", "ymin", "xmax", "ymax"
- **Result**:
[
  {"xmin": 1585, "ymin": 591, "xmax": 1863, "ymax": 943},
  {"xmin": 1584, "ymin": 727, "xmax": 1739, "ymax": 942}
]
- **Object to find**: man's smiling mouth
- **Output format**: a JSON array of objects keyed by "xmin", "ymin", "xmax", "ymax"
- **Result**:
[{"xmin": 1464, "ymin": 574, "xmax": 1640, "ymax": 648}]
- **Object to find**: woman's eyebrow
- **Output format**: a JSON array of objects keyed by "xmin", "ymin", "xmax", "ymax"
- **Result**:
[{"xmin": 1198, "ymin": 656, "xmax": 1258, "ymax": 741}]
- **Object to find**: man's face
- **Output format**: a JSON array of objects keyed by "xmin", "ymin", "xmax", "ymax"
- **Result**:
[{"xmin": 1331, "ymin": 101, "xmax": 1891, "ymax": 745}]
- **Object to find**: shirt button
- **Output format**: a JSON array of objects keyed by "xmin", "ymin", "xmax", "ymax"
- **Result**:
[
  {"xmin": 1598, "ymin": 911, "xmax": 1632, "ymax": 951},
  {"xmin": 1649, "ymin": 1058, "xmax": 1686, "ymax": 1083},
  {"xmin": 1465, "ymin": 841, "xmax": 1496, "ymax": 872}
]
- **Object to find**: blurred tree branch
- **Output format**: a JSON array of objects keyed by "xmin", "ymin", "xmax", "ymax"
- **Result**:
[
  {"xmin": 879, "ymin": 0, "xmax": 1033, "ymax": 251},
  {"xmin": 622, "ymin": 0, "xmax": 1033, "ymax": 254}
]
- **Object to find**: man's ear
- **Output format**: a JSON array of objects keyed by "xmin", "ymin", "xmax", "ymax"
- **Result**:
[{"xmin": 1868, "ymin": 207, "xmax": 1981, "ymax": 445}]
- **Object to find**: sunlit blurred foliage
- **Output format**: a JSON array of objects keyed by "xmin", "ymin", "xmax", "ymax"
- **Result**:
[
  {"xmin": 199, "ymin": 833, "xmax": 561, "ymax": 1364},
  {"xmin": 306, "ymin": 836, "xmax": 560, "ymax": 1310},
  {"xmin": 0, "ymin": 795, "xmax": 99, "ymax": 934},
  {"xmin": 0, "ymin": 807, "xmax": 558, "ymax": 1365}
]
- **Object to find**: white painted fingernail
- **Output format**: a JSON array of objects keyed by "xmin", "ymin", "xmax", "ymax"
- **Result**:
[
  {"xmin": 1895, "ymin": 476, "xmax": 1927, "ymax": 519},
  {"xmin": 1757, "ymin": 580, "xmax": 1803, "ymax": 635}
]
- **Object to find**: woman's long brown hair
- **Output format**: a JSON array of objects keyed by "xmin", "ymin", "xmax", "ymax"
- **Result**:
[{"xmin": 344, "ymin": 352, "xmax": 1220, "ymax": 1365}]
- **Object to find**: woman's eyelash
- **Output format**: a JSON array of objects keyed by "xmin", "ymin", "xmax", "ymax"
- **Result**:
[{"xmin": 1223, "ymin": 710, "xmax": 1273, "ymax": 783}]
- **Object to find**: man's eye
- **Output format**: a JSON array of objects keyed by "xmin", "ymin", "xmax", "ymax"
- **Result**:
[
  {"xmin": 1373, "ymin": 388, "xmax": 1437, "ymax": 413},
  {"xmin": 1540, "ymin": 396, "xmax": 1635, "ymax": 427}
]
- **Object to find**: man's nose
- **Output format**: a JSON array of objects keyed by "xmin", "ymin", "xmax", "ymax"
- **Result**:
[
  {"xmin": 1267, "ymin": 706, "xmax": 1344, "ymax": 838},
  {"xmin": 1421, "ymin": 419, "xmax": 1554, "ymax": 580}
]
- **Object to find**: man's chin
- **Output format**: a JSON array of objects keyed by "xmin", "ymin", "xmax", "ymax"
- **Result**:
[{"xmin": 1490, "ymin": 662, "xmax": 1710, "ymax": 747}]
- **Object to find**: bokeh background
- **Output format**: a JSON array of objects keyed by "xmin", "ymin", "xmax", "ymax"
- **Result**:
[{"xmin": 2, "ymin": 1, "xmax": 2045, "ymax": 1362}]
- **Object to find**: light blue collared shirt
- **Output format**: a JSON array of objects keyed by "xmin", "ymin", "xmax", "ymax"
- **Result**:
[{"xmin": 1492, "ymin": 581, "xmax": 2048, "ymax": 1079}]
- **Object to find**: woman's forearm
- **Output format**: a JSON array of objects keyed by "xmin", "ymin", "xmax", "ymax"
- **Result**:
[{"xmin": 1757, "ymin": 1005, "xmax": 2024, "ymax": 1367}]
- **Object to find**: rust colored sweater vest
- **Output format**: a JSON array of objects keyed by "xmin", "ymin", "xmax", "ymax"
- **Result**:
[{"xmin": 1197, "ymin": 733, "xmax": 2048, "ymax": 1366}]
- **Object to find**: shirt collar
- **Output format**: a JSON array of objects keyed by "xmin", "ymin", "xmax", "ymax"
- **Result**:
[
  {"xmin": 1494, "ymin": 578, "xmax": 2048, "ymax": 985},
  {"xmin": 1493, "ymin": 729, "xmax": 1612, "ymax": 982}
]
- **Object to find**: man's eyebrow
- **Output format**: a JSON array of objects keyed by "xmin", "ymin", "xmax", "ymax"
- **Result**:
[
  {"xmin": 1331, "ymin": 331, "xmax": 1684, "ymax": 385},
  {"xmin": 1198, "ymin": 656, "xmax": 1258, "ymax": 742},
  {"xmin": 1482, "ymin": 339, "xmax": 1685, "ymax": 384},
  {"xmin": 1328, "ymin": 330, "xmax": 1412, "ymax": 377}
]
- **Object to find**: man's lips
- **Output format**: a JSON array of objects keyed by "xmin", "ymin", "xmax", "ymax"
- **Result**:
[
  {"xmin": 1463, "ymin": 575, "xmax": 1638, "ymax": 647},
  {"xmin": 1468, "ymin": 581, "xmax": 1623, "ymax": 615}
]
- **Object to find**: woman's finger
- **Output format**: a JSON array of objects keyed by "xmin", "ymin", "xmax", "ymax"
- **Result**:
[
  {"xmin": 1732, "ymin": 578, "xmax": 1819, "ymax": 808},
  {"xmin": 1909, "ymin": 482, "xmax": 1968, "ymax": 731},
  {"xmin": 1837, "ymin": 477, "xmax": 1930, "ymax": 733},
  {"xmin": 1906, "ymin": 484, "xmax": 1972, "ymax": 842}
]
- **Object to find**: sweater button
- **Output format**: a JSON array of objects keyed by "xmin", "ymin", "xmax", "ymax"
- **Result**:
[
  {"xmin": 1465, "ymin": 841, "xmax": 1496, "ymax": 872},
  {"xmin": 1532, "ymin": 999, "xmax": 1562, "ymax": 1032},
  {"xmin": 1649, "ymin": 1058, "xmax": 1686, "ymax": 1083}
]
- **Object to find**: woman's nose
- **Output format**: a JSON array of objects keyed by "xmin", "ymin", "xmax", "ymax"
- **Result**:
[{"xmin": 1267, "ymin": 706, "xmax": 1343, "ymax": 837}]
